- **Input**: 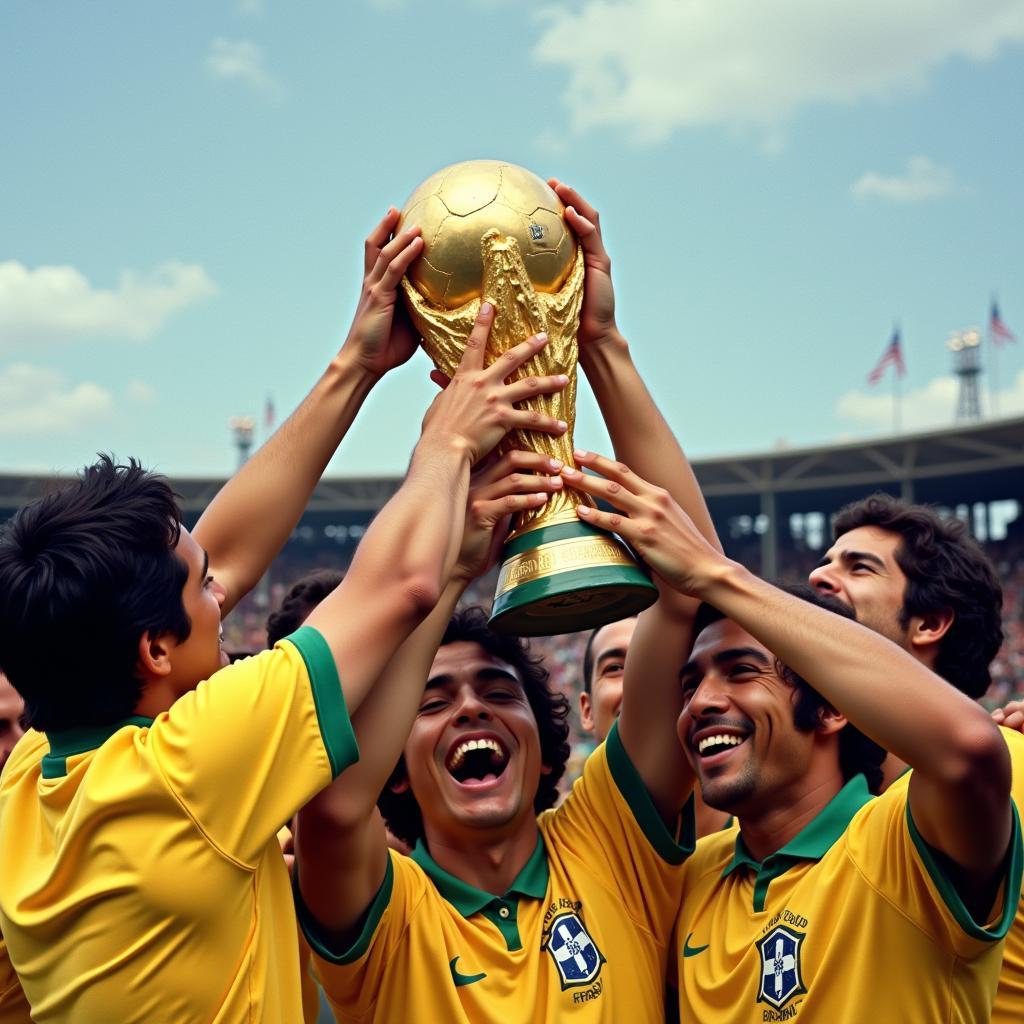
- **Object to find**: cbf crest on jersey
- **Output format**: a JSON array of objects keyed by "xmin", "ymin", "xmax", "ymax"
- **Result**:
[
  {"xmin": 755, "ymin": 924, "xmax": 807, "ymax": 1010},
  {"xmin": 546, "ymin": 912, "xmax": 606, "ymax": 990}
]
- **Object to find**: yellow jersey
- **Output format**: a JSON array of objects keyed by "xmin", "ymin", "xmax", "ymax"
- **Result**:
[
  {"xmin": 302, "ymin": 721, "xmax": 693, "ymax": 1022},
  {"xmin": 674, "ymin": 774, "xmax": 1022, "ymax": 1023},
  {"xmin": 887, "ymin": 726, "xmax": 1024, "ymax": 1024},
  {"xmin": 0, "ymin": 626, "xmax": 356, "ymax": 1024}
]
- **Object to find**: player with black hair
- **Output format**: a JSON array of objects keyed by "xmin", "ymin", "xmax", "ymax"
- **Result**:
[
  {"xmin": 377, "ymin": 605, "xmax": 572, "ymax": 850},
  {"xmin": 810, "ymin": 491, "xmax": 1024, "ymax": 1023},
  {"xmin": 0, "ymin": 209, "xmax": 569, "ymax": 1023},
  {"xmin": 564, "ymin": 450, "xmax": 1020, "ymax": 1022}
]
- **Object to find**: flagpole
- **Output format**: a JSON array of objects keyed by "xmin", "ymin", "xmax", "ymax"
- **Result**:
[
  {"xmin": 990, "ymin": 324, "xmax": 1000, "ymax": 418},
  {"xmin": 893, "ymin": 369, "xmax": 901, "ymax": 433}
]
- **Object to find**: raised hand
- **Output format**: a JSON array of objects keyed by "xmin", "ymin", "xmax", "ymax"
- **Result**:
[
  {"xmin": 340, "ymin": 208, "xmax": 424, "ymax": 379},
  {"xmin": 453, "ymin": 451, "xmax": 565, "ymax": 582},
  {"xmin": 420, "ymin": 303, "xmax": 569, "ymax": 465},
  {"xmin": 548, "ymin": 179, "xmax": 618, "ymax": 352},
  {"xmin": 559, "ymin": 450, "xmax": 730, "ymax": 597}
]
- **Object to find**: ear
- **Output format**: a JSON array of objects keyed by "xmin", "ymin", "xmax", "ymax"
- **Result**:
[
  {"xmin": 579, "ymin": 691, "xmax": 595, "ymax": 733},
  {"xmin": 907, "ymin": 607, "xmax": 955, "ymax": 659},
  {"xmin": 815, "ymin": 703, "xmax": 848, "ymax": 738},
  {"xmin": 137, "ymin": 630, "xmax": 174, "ymax": 680}
]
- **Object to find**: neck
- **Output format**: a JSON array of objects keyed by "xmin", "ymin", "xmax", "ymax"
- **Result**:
[
  {"xmin": 736, "ymin": 773, "xmax": 844, "ymax": 863},
  {"xmin": 422, "ymin": 818, "xmax": 540, "ymax": 896}
]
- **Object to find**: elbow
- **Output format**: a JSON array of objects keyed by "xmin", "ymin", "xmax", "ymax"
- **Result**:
[
  {"xmin": 942, "ymin": 716, "xmax": 1012, "ymax": 798},
  {"xmin": 399, "ymin": 572, "xmax": 442, "ymax": 621},
  {"xmin": 301, "ymin": 786, "xmax": 371, "ymax": 835}
]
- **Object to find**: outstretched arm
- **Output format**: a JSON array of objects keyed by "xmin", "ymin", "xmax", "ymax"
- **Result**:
[
  {"xmin": 194, "ymin": 210, "xmax": 424, "ymax": 616},
  {"xmin": 550, "ymin": 181, "xmax": 718, "ymax": 821},
  {"xmin": 302, "ymin": 312, "xmax": 567, "ymax": 720},
  {"xmin": 566, "ymin": 453, "xmax": 1014, "ymax": 902},
  {"xmin": 297, "ymin": 451, "xmax": 563, "ymax": 942}
]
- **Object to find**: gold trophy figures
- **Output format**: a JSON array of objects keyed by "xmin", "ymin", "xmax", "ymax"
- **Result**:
[{"xmin": 398, "ymin": 160, "xmax": 656, "ymax": 636}]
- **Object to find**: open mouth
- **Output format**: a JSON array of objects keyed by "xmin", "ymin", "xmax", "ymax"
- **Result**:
[
  {"xmin": 692, "ymin": 729, "xmax": 751, "ymax": 765},
  {"xmin": 445, "ymin": 736, "xmax": 511, "ymax": 786}
]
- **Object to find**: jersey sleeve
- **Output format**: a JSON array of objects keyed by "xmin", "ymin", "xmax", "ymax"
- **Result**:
[
  {"xmin": 148, "ymin": 626, "xmax": 359, "ymax": 867},
  {"xmin": 297, "ymin": 851, "xmax": 424, "ymax": 1022},
  {"xmin": 845, "ymin": 779, "xmax": 1023, "ymax": 961},
  {"xmin": 541, "ymin": 721, "xmax": 694, "ymax": 944}
]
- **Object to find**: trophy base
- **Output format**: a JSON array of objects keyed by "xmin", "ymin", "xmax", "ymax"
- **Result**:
[{"xmin": 488, "ymin": 518, "xmax": 657, "ymax": 637}]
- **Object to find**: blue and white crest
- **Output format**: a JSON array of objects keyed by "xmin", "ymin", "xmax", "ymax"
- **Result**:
[
  {"xmin": 546, "ymin": 912, "xmax": 605, "ymax": 989},
  {"xmin": 755, "ymin": 924, "xmax": 807, "ymax": 1010}
]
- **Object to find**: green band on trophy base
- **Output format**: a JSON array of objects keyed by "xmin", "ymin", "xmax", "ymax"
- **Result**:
[{"xmin": 489, "ymin": 519, "xmax": 657, "ymax": 637}]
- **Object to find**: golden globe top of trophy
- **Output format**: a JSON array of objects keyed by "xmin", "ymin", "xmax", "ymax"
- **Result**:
[{"xmin": 398, "ymin": 159, "xmax": 656, "ymax": 636}]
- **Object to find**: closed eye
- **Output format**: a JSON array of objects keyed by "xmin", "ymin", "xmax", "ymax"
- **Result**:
[{"xmin": 418, "ymin": 699, "xmax": 448, "ymax": 714}]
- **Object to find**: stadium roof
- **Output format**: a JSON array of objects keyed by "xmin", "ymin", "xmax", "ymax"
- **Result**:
[{"xmin": 3, "ymin": 415, "xmax": 1022, "ymax": 517}]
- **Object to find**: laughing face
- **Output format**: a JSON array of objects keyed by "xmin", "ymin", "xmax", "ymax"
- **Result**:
[
  {"xmin": 677, "ymin": 620, "xmax": 821, "ymax": 817},
  {"xmin": 396, "ymin": 641, "xmax": 545, "ymax": 843}
]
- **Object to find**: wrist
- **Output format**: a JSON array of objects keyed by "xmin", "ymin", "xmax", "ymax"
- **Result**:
[
  {"xmin": 412, "ymin": 429, "xmax": 476, "ymax": 471},
  {"xmin": 328, "ymin": 344, "xmax": 382, "ymax": 392},
  {"xmin": 578, "ymin": 328, "xmax": 630, "ymax": 377},
  {"xmin": 695, "ymin": 558, "xmax": 754, "ymax": 606}
]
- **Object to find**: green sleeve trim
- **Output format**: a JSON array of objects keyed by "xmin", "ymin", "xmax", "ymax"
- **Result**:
[
  {"xmin": 295, "ymin": 854, "xmax": 395, "ymax": 966},
  {"xmin": 906, "ymin": 796, "xmax": 1022, "ymax": 942},
  {"xmin": 283, "ymin": 626, "xmax": 358, "ymax": 779},
  {"xmin": 605, "ymin": 720, "xmax": 695, "ymax": 865}
]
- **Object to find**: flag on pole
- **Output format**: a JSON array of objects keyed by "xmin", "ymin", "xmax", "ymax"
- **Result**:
[
  {"xmin": 264, "ymin": 393, "xmax": 276, "ymax": 432},
  {"xmin": 990, "ymin": 299, "xmax": 1016, "ymax": 345},
  {"xmin": 867, "ymin": 327, "xmax": 905, "ymax": 386}
]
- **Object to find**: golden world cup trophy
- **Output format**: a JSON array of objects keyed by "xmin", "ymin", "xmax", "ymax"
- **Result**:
[{"xmin": 398, "ymin": 159, "xmax": 656, "ymax": 636}]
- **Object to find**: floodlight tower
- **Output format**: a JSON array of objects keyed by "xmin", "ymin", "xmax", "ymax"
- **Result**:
[
  {"xmin": 230, "ymin": 416, "xmax": 255, "ymax": 469},
  {"xmin": 948, "ymin": 329, "xmax": 982, "ymax": 422}
]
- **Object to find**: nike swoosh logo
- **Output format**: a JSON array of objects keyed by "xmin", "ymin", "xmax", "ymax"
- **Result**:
[
  {"xmin": 449, "ymin": 956, "xmax": 487, "ymax": 987},
  {"xmin": 682, "ymin": 933, "xmax": 710, "ymax": 957}
]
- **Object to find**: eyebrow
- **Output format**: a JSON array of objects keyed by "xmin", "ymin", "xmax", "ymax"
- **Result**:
[
  {"xmin": 680, "ymin": 646, "xmax": 771, "ymax": 680},
  {"xmin": 595, "ymin": 647, "xmax": 628, "ymax": 668},
  {"xmin": 424, "ymin": 667, "xmax": 520, "ymax": 692},
  {"xmin": 815, "ymin": 549, "xmax": 887, "ymax": 571}
]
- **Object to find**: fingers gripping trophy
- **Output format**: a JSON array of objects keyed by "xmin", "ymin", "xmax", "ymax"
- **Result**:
[{"xmin": 398, "ymin": 160, "xmax": 656, "ymax": 636}]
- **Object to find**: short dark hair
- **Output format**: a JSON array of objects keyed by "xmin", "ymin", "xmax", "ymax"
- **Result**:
[
  {"xmin": 378, "ymin": 606, "xmax": 571, "ymax": 848},
  {"xmin": 832, "ymin": 493, "xmax": 1003, "ymax": 699},
  {"xmin": 266, "ymin": 568, "xmax": 344, "ymax": 649},
  {"xmin": 0, "ymin": 456, "xmax": 191, "ymax": 731},
  {"xmin": 693, "ymin": 583, "xmax": 886, "ymax": 794}
]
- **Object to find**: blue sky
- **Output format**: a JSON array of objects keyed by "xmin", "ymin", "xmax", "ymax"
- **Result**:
[{"xmin": 2, "ymin": 0, "xmax": 1022, "ymax": 477}]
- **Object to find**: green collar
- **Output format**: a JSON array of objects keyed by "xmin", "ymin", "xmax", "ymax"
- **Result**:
[
  {"xmin": 42, "ymin": 716, "xmax": 154, "ymax": 779},
  {"xmin": 723, "ymin": 775, "xmax": 872, "ymax": 910},
  {"xmin": 411, "ymin": 834, "xmax": 549, "ymax": 917}
]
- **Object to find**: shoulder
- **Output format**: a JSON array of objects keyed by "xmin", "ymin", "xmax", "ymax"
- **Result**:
[{"xmin": 0, "ymin": 730, "xmax": 48, "ymax": 787}]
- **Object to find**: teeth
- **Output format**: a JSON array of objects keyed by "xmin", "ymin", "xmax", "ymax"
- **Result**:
[
  {"xmin": 697, "ymin": 734, "xmax": 745, "ymax": 754},
  {"xmin": 448, "ymin": 737, "xmax": 505, "ymax": 771}
]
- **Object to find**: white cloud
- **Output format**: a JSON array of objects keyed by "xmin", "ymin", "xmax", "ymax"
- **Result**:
[
  {"xmin": 206, "ymin": 38, "xmax": 284, "ymax": 99},
  {"xmin": 835, "ymin": 370, "xmax": 1024, "ymax": 433},
  {"xmin": 0, "ymin": 260, "xmax": 216, "ymax": 346},
  {"xmin": 125, "ymin": 379, "xmax": 157, "ymax": 404},
  {"xmin": 532, "ymin": 0, "xmax": 1024, "ymax": 144},
  {"xmin": 851, "ymin": 156, "xmax": 956, "ymax": 202},
  {"xmin": 237, "ymin": 0, "xmax": 263, "ymax": 14},
  {"xmin": 0, "ymin": 364, "xmax": 113, "ymax": 437}
]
